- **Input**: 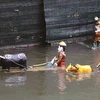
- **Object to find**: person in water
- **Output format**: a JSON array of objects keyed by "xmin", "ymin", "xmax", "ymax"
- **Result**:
[
  {"xmin": 54, "ymin": 41, "xmax": 67, "ymax": 67},
  {"xmin": 92, "ymin": 16, "xmax": 100, "ymax": 49}
]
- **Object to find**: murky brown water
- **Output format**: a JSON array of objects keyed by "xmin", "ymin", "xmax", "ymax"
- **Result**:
[{"xmin": 0, "ymin": 43, "xmax": 100, "ymax": 100}]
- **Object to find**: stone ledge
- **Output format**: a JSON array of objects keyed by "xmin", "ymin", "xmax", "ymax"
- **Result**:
[
  {"xmin": 0, "ymin": 43, "xmax": 41, "ymax": 50},
  {"xmin": 49, "ymin": 36, "xmax": 93, "ymax": 46}
]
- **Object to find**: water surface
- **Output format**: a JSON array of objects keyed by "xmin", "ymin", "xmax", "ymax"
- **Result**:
[{"xmin": 0, "ymin": 43, "xmax": 100, "ymax": 100}]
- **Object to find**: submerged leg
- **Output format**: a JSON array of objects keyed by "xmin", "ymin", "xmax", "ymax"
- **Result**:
[
  {"xmin": 93, "ymin": 42, "xmax": 97, "ymax": 47},
  {"xmin": 92, "ymin": 42, "xmax": 97, "ymax": 50}
]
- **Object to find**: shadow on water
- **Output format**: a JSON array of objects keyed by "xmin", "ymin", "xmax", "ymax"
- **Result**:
[{"xmin": 0, "ymin": 43, "xmax": 100, "ymax": 100}]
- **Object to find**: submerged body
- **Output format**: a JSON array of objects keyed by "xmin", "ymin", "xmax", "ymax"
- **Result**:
[
  {"xmin": 56, "ymin": 51, "xmax": 66, "ymax": 67},
  {"xmin": 66, "ymin": 63, "xmax": 92, "ymax": 74}
]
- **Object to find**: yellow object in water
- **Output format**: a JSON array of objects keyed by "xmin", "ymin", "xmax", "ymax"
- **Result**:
[
  {"xmin": 59, "ymin": 41, "xmax": 67, "ymax": 46},
  {"xmin": 66, "ymin": 63, "xmax": 92, "ymax": 74}
]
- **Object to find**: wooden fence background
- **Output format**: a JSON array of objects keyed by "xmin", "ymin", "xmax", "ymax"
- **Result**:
[
  {"xmin": 44, "ymin": 0, "xmax": 100, "ymax": 42},
  {"xmin": 0, "ymin": 0, "xmax": 100, "ymax": 46},
  {"xmin": 0, "ymin": 0, "xmax": 46, "ymax": 46}
]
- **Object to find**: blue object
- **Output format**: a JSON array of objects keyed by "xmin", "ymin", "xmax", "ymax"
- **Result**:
[
  {"xmin": 45, "ymin": 63, "xmax": 53, "ymax": 67},
  {"xmin": 45, "ymin": 56, "xmax": 56, "ymax": 68}
]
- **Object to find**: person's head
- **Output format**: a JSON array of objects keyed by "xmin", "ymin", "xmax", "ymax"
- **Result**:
[{"xmin": 58, "ymin": 41, "xmax": 67, "ymax": 52}]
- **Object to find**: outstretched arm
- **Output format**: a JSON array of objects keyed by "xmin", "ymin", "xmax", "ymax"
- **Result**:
[{"xmin": 54, "ymin": 55, "xmax": 63, "ymax": 67}]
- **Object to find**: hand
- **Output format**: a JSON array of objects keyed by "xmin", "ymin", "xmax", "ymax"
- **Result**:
[{"xmin": 54, "ymin": 63, "xmax": 57, "ymax": 67}]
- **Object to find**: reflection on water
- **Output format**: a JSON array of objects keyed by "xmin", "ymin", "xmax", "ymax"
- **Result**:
[
  {"xmin": 94, "ymin": 72, "xmax": 100, "ymax": 88},
  {"xmin": 0, "ymin": 73, "xmax": 27, "ymax": 87},
  {"xmin": 57, "ymin": 69, "xmax": 66, "ymax": 94},
  {"xmin": 66, "ymin": 73, "xmax": 91, "ymax": 82},
  {"xmin": 5, "ymin": 74, "xmax": 27, "ymax": 87}
]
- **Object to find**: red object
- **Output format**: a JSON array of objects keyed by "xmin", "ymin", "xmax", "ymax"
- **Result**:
[{"xmin": 59, "ymin": 62, "xmax": 66, "ymax": 67}]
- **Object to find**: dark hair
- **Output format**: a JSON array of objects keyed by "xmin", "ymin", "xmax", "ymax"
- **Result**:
[{"xmin": 60, "ymin": 46, "xmax": 65, "ymax": 51}]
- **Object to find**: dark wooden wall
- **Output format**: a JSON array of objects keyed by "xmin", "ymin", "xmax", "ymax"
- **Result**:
[
  {"xmin": 0, "ymin": 0, "xmax": 100, "ymax": 46},
  {"xmin": 0, "ymin": 0, "xmax": 46, "ymax": 46},
  {"xmin": 44, "ymin": 0, "xmax": 100, "ymax": 42}
]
